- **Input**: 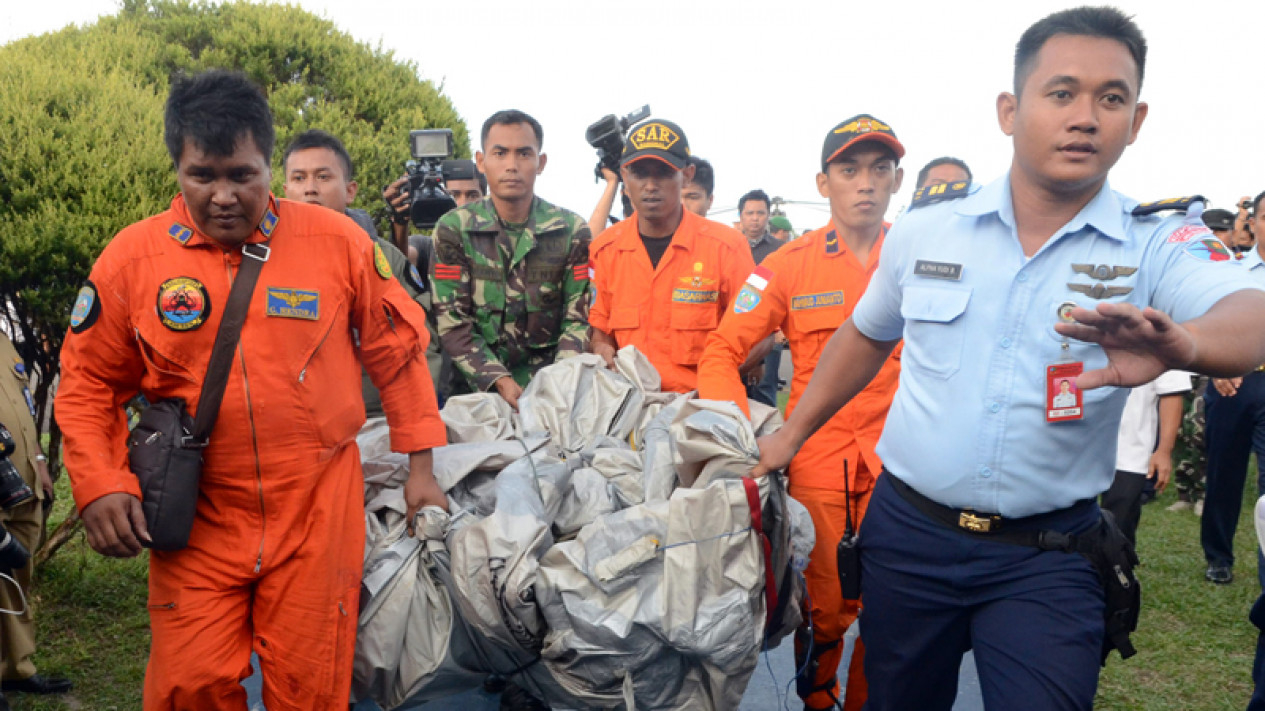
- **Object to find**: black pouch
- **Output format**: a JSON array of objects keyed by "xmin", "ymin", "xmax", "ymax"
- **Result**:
[
  {"xmin": 1050, "ymin": 510, "xmax": 1140, "ymax": 663},
  {"xmin": 126, "ymin": 398, "xmax": 203, "ymax": 551}
]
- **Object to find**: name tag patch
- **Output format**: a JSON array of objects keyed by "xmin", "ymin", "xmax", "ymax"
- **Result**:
[
  {"xmin": 791, "ymin": 291, "xmax": 845, "ymax": 310},
  {"xmin": 672, "ymin": 288, "xmax": 719, "ymax": 304},
  {"xmin": 266, "ymin": 288, "xmax": 320, "ymax": 320},
  {"xmin": 914, "ymin": 260, "xmax": 962, "ymax": 280}
]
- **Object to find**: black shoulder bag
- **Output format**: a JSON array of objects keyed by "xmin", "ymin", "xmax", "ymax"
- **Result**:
[{"xmin": 126, "ymin": 241, "xmax": 270, "ymax": 550}]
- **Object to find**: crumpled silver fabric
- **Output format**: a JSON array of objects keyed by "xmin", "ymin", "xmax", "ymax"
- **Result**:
[
  {"xmin": 355, "ymin": 345, "xmax": 814, "ymax": 711},
  {"xmin": 441, "ymin": 393, "xmax": 518, "ymax": 442},
  {"xmin": 354, "ymin": 507, "xmax": 490, "ymax": 708},
  {"xmin": 518, "ymin": 353, "xmax": 645, "ymax": 455}
]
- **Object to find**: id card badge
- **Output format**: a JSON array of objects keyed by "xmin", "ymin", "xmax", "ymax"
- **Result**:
[{"xmin": 1046, "ymin": 361, "xmax": 1084, "ymax": 422}]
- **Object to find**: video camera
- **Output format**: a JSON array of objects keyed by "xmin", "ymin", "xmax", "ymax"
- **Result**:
[
  {"xmin": 584, "ymin": 105, "xmax": 651, "ymax": 181},
  {"xmin": 399, "ymin": 129, "xmax": 478, "ymax": 230},
  {"xmin": 0, "ymin": 424, "xmax": 33, "ymax": 571}
]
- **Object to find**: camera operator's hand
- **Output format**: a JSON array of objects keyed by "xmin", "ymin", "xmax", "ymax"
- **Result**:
[
  {"xmin": 81, "ymin": 492, "xmax": 150, "ymax": 557},
  {"xmin": 383, "ymin": 176, "xmax": 411, "ymax": 220},
  {"xmin": 404, "ymin": 449, "xmax": 448, "ymax": 537},
  {"xmin": 600, "ymin": 166, "xmax": 618, "ymax": 185},
  {"xmin": 494, "ymin": 376, "xmax": 524, "ymax": 410}
]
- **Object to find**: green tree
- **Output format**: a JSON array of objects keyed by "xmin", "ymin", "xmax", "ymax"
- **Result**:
[{"xmin": 0, "ymin": 0, "xmax": 467, "ymax": 559}]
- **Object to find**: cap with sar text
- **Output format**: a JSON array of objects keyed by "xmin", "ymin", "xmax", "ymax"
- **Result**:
[
  {"xmin": 821, "ymin": 114, "xmax": 905, "ymax": 168},
  {"xmin": 621, "ymin": 119, "xmax": 691, "ymax": 171},
  {"xmin": 1202, "ymin": 208, "xmax": 1235, "ymax": 232}
]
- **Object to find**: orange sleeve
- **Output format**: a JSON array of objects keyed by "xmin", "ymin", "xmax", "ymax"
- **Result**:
[
  {"xmin": 55, "ymin": 235, "xmax": 146, "ymax": 512},
  {"xmin": 699, "ymin": 249, "xmax": 790, "ymax": 418},
  {"xmin": 588, "ymin": 236, "xmax": 613, "ymax": 333},
  {"xmin": 352, "ymin": 238, "xmax": 447, "ymax": 453}
]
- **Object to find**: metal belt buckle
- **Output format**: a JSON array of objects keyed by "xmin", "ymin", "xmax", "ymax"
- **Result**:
[{"xmin": 958, "ymin": 511, "xmax": 996, "ymax": 533}]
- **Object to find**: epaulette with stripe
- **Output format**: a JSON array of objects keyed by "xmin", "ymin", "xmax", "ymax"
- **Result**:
[
  {"xmin": 1131, "ymin": 195, "xmax": 1205, "ymax": 216},
  {"xmin": 909, "ymin": 181, "xmax": 970, "ymax": 209}
]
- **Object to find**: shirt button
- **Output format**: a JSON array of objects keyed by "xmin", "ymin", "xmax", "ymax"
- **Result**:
[
  {"xmin": 989, "ymin": 402, "xmax": 1001, "ymax": 413},
  {"xmin": 980, "ymin": 466, "xmax": 993, "ymax": 478},
  {"xmin": 1001, "ymin": 337, "xmax": 1012, "ymax": 349},
  {"xmin": 1017, "ymin": 272, "xmax": 1029, "ymax": 283}
]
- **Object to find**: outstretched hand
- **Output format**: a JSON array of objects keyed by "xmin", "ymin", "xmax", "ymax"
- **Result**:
[{"xmin": 1053, "ymin": 303, "xmax": 1196, "ymax": 390}]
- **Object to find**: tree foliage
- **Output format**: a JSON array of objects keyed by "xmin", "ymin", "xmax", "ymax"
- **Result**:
[{"xmin": 0, "ymin": 0, "xmax": 468, "ymax": 474}]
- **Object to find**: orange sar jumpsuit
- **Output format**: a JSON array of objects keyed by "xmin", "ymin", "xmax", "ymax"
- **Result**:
[
  {"xmin": 697, "ymin": 223, "xmax": 901, "ymax": 711},
  {"xmin": 55, "ymin": 195, "xmax": 446, "ymax": 711},
  {"xmin": 589, "ymin": 208, "xmax": 755, "ymax": 392}
]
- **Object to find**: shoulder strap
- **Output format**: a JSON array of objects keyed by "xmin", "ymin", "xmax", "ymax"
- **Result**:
[{"xmin": 185, "ymin": 241, "xmax": 270, "ymax": 447}]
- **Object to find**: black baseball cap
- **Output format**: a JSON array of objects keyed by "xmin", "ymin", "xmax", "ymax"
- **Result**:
[
  {"xmin": 1202, "ymin": 208, "xmax": 1235, "ymax": 231},
  {"xmin": 621, "ymin": 119, "xmax": 690, "ymax": 171},
  {"xmin": 821, "ymin": 114, "xmax": 905, "ymax": 169}
]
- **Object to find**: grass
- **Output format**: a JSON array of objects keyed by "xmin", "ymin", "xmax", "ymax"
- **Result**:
[{"xmin": 12, "ymin": 463, "xmax": 1265, "ymax": 710}]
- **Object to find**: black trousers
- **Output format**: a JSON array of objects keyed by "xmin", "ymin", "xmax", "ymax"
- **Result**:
[{"xmin": 1100, "ymin": 469, "xmax": 1147, "ymax": 548}]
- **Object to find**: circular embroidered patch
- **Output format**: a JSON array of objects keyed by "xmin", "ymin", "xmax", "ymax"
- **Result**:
[
  {"xmin": 69, "ymin": 281, "xmax": 101, "ymax": 333},
  {"xmin": 157, "ymin": 277, "xmax": 211, "ymax": 331},
  {"xmin": 374, "ymin": 243, "xmax": 393, "ymax": 280}
]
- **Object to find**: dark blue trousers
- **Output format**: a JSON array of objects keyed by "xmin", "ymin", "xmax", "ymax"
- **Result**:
[
  {"xmin": 746, "ymin": 344, "xmax": 782, "ymax": 408},
  {"xmin": 858, "ymin": 475, "xmax": 1105, "ymax": 711},
  {"xmin": 1250, "ymin": 593, "xmax": 1265, "ymax": 711},
  {"xmin": 1200, "ymin": 372, "xmax": 1265, "ymax": 586}
]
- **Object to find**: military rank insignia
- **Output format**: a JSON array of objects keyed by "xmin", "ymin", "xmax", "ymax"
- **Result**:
[
  {"xmin": 69, "ymin": 281, "xmax": 101, "ymax": 333},
  {"xmin": 1131, "ymin": 195, "xmax": 1205, "ymax": 216},
  {"xmin": 259, "ymin": 206, "xmax": 280, "ymax": 237},
  {"xmin": 910, "ymin": 181, "xmax": 970, "ymax": 209},
  {"xmin": 373, "ymin": 244, "xmax": 393, "ymax": 280},
  {"xmin": 266, "ymin": 288, "xmax": 319, "ymax": 320},
  {"xmin": 167, "ymin": 223, "xmax": 194, "ymax": 245},
  {"xmin": 157, "ymin": 277, "xmax": 211, "ymax": 331}
]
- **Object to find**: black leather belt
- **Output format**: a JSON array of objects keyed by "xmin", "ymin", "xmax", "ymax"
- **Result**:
[{"xmin": 887, "ymin": 473, "xmax": 1096, "ymax": 549}]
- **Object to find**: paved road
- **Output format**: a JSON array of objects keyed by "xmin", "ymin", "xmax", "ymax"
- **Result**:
[{"xmin": 246, "ymin": 622, "xmax": 984, "ymax": 710}]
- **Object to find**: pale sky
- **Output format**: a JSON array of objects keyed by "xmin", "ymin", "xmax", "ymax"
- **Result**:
[{"xmin": 3, "ymin": 0, "xmax": 1263, "ymax": 233}]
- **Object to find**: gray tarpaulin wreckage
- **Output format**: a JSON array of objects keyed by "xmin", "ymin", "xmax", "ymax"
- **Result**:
[{"xmin": 353, "ymin": 347, "xmax": 816, "ymax": 710}]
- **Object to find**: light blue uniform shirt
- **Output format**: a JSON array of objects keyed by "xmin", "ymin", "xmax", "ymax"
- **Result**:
[
  {"xmin": 852, "ymin": 174, "xmax": 1263, "ymax": 517},
  {"xmin": 1241, "ymin": 246, "xmax": 1265, "ymax": 286}
]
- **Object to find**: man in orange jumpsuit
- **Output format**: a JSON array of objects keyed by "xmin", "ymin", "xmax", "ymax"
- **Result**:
[
  {"xmin": 54, "ymin": 70, "xmax": 448, "ymax": 711},
  {"xmin": 697, "ymin": 114, "xmax": 906, "ymax": 711},
  {"xmin": 589, "ymin": 118, "xmax": 755, "ymax": 392}
]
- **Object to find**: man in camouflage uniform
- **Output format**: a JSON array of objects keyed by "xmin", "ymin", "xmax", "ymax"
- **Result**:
[
  {"xmin": 1170, "ymin": 376, "xmax": 1208, "ymax": 512},
  {"xmin": 431, "ymin": 110, "xmax": 590, "ymax": 411}
]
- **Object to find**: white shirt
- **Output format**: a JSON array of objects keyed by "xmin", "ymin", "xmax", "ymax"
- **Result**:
[{"xmin": 1115, "ymin": 370, "xmax": 1192, "ymax": 474}]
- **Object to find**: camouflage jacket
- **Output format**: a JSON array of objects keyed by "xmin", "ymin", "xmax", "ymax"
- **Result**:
[{"xmin": 431, "ymin": 196, "xmax": 591, "ymax": 392}]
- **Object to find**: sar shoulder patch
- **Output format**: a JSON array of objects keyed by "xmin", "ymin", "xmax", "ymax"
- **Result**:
[
  {"xmin": 910, "ymin": 181, "xmax": 970, "ymax": 209},
  {"xmin": 69, "ymin": 281, "xmax": 100, "ymax": 333},
  {"xmin": 1131, "ymin": 195, "xmax": 1206, "ymax": 216},
  {"xmin": 373, "ymin": 243, "xmax": 393, "ymax": 280}
]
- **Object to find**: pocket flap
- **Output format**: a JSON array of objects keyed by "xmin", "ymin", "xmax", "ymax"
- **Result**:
[
  {"xmin": 901, "ymin": 285, "xmax": 971, "ymax": 323},
  {"xmin": 609, "ymin": 307, "xmax": 641, "ymax": 330},
  {"xmin": 669, "ymin": 304, "xmax": 719, "ymax": 331}
]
